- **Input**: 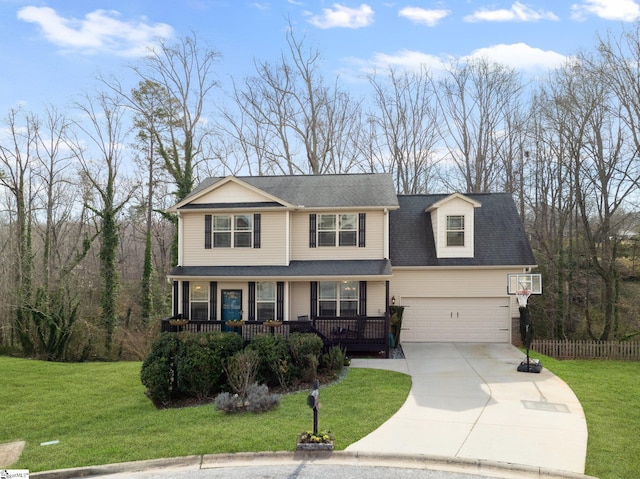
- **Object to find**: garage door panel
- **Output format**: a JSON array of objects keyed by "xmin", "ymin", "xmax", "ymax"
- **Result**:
[{"xmin": 401, "ymin": 297, "xmax": 510, "ymax": 343}]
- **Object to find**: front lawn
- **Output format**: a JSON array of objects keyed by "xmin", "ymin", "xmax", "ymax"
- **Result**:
[
  {"xmin": 0, "ymin": 357, "xmax": 411, "ymax": 473},
  {"xmin": 533, "ymin": 353, "xmax": 640, "ymax": 479}
]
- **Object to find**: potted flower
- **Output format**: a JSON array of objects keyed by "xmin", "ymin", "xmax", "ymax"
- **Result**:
[
  {"xmin": 169, "ymin": 318, "xmax": 189, "ymax": 327},
  {"xmin": 297, "ymin": 430, "xmax": 334, "ymax": 451},
  {"xmin": 226, "ymin": 320, "xmax": 244, "ymax": 328},
  {"xmin": 263, "ymin": 320, "xmax": 283, "ymax": 328}
]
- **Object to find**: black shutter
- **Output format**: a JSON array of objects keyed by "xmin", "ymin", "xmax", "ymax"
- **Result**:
[
  {"xmin": 209, "ymin": 282, "xmax": 217, "ymax": 321},
  {"xmin": 310, "ymin": 282, "xmax": 318, "ymax": 318},
  {"xmin": 173, "ymin": 281, "xmax": 179, "ymax": 317},
  {"xmin": 253, "ymin": 213, "xmax": 261, "ymax": 248},
  {"xmin": 248, "ymin": 282, "xmax": 256, "ymax": 321},
  {"xmin": 359, "ymin": 281, "xmax": 367, "ymax": 316},
  {"xmin": 309, "ymin": 214, "xmax": 317, "ymax": 248},
  {"xmin": 277, "ymin": 282, "xmax": 284, "ymax": 322},
  {"xmin": 182, "ymin": 281, "xmax": 190, "ymax": 320},
  {"xmin": 358, "ymin": 213, "xmax": 366, "ymax": 247},
  {"xmin": 204, "ymin": 214, "xmax": 212, "ymax": 249}
]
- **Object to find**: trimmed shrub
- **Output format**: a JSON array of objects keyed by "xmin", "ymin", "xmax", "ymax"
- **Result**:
[
  {"xmin": 176, "ymin": 332, "xmax": 244, "ymax": 400},
  {"xmin": 140, "ymin": 333, "xmax": 181, "ymax": 407},
  {"xmin": 288, "ymin": 333, "xmax": 323, "ymax": 383},
  {"xmin": 247, "ymin": 334, "xmax": 291, "ymax": 386}
]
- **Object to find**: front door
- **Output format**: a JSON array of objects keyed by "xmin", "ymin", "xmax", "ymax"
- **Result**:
[{"xmin": 222, "ymin": 290, "xmax": 243, "ymax": 322}]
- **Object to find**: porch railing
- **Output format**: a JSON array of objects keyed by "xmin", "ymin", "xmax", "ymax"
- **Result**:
[{"xmin": 161, "ymin": 315, "xmax": 390, "ymax": 357}]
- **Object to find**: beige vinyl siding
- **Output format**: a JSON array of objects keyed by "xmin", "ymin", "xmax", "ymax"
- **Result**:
[
  {"xmin": 366, "ymin": 281, "xmax": 388, "ymax": 316},
  {"xmin": 290, "ymin": 282, "xmax": 310, "ymax": 319},
  {"xmin": 290, "ymin": 210, "xmax": 386, "ymax": 260},
  {"xmin": 192, "ymin": 181, "xmax": 274, "ymax": 204},
  {"xmin": 390, "ymin": 268, "xmax": 512, "ymax": 299},
  {"xmin": 391, "ymin": 268, "xmax": 526, "ymax": 339},
  {"xmin": 181, "ymin": 211, "xmax": 287, "ymax": 266}
]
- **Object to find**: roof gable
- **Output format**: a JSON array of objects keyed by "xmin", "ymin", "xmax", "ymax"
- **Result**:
[
  {"xmin": 170, "ymin": 173, "xmax": 400, "ymax": 211},
  {"xmin": 426, "ymin": 192, "xmax": 482, "ymax": 212},
  {"xmin": 169, "ymin": 176, "xmax": 294, "ymax": 211}
]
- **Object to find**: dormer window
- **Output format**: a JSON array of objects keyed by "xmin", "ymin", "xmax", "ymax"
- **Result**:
[{"xmin": 446, "ymin": 215, "xmax": 465, "ymax": 247}]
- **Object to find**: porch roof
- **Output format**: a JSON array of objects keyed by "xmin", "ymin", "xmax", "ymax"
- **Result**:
[{"xmin": 169, "ymin": 259, "xmax": 393, "ymax": 280}]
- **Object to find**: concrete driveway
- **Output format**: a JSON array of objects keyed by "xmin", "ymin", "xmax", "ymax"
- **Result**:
[{"xmin": 347, "ymin": 343, "xmax": 588, "ymax": 476}]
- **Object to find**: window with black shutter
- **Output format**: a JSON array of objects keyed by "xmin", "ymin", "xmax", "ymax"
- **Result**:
[
  {"xmin": 358, "ymin": 213, "xmax": 366, "ymax": 247},
  {"xmin": 204, "ymin": 215, "xmax": 212, "ymax": 249},
  {"xmin": 253, "ymin": 213, "xmax": 261, "ymax": 248},
  {"xmin": 309, "ymin": 214, "xmax": 317, "ymax": 248}
]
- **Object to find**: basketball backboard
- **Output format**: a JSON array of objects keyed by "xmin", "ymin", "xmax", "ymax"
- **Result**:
[{"xmin": 507, "ymin": 273, "xmax": 542, "ymax": 295}]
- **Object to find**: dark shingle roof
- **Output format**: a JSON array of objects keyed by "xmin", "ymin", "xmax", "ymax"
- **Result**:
[
  {"xmin": 181, "ymin": 174, "xmax": 399, "ymax": 209},
  {"xmin": 170, "ymin": 259, "xmax": 392, "ymax": 278},
  {"xmin": 390, "ymin": 193, "xmax": 536, "ymax": 267}
]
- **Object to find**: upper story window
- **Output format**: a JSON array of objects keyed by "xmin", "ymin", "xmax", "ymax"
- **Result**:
[
  {"xmin": 212, "ymin": 214, "xmax": 252, "ymax": 248},
  {"xmin": 446, "ymin": 215, "xmax": 465, "ymax": 247},
  {"xmin": 317, "ymin": 213, "xmax": 357, "ymax": 247}
]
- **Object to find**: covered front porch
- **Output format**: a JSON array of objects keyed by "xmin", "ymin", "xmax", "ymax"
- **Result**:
[
  {"xmin": 160, "ymin": 315, "xmax": 390, "ymax": 356},
  {"xmin": 166, "ymin": 259, "xmax": 393, "ymax": 356}
]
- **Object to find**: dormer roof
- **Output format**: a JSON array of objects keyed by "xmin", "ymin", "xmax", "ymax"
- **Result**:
[{"xmin": 425, "ymin": 192, "xmax": 482, "ymax": 212}]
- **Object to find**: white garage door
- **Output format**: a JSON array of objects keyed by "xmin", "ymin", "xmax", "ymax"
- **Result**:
[{"xmin": 400, "ymin": 297, "xmax": 510, "ymax": 343}]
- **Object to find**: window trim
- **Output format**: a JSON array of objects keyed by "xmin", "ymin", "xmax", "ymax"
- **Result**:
[
  {"xmin": 446, "ymin": 214, "xmax": 465, "ymax": 247},
  {"xmin": 190, "ymin": 281, "xmax": 209, "ymax": 320},
  {"xmin": 316, "ymin": 213, "xmax": 358, "ymax": 247},
  {"xmin": 211, "ymin": 214, "xmax": 254, "ymax": 248},
  {"xmin": 318, "ymin": 280, "xmax": 359, "ymax": 317},
  {"xmin": 256, "ymin": 281, "xmax": 276, "ymax": 321}
]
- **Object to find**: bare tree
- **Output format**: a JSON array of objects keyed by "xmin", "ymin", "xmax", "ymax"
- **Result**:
[
  {"xmin": 436, "ymin": 58, "xmax": 524, "ymax": 192},
  {"xmin": 71, "ymin": 92, "xmax": 135, "ymax": 354},
  {"xmin": 367, "ymin": 66, "xmax": 440, "ymax": 193},
  {"xmin": 0, "ymin": 108, "xmax": 36, "ymax": 352},
  {"xmin": 230, "ymin": 24, "xmax": 363, "ymax": 175}
]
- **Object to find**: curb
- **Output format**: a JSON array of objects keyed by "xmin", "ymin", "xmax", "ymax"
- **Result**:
[{"xmin": 31, "ymin": 450, "xmax": 599, "ymax": 479}]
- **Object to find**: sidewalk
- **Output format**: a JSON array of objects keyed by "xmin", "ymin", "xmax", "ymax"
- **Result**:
[{"xmin": 347, "ymin": 343, "xmax": 588, "ymax": 475}]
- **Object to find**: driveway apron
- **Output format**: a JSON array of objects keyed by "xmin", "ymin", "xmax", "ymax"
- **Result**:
[{"xmin": 346, "ymin": 343, "xmax": 588, "ymax": 475}]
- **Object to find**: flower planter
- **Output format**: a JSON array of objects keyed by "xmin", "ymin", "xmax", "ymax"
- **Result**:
[
  {"xmin": 296, "ymin": 442, "xmax": 334, "ymax": 451},
  {"xmin": 169, "ymin": 319, "xmax": 189, "ymax": 327}
]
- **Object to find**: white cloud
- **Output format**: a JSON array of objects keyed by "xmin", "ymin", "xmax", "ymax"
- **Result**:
[
  {"xmin": 252, "ymin": 2, "xmax": 271, "ymax": 11},
  {"xmin": 17, "ymin": 6, "xmax": 174, "ymax": 57},
  {"xmin": 398, "ymin": 7, "xmax": 450, "ymax": 26},
  {"xmin": 356, "ymin": 50, "xmax": 450, "ymax": 74},
  {"xmin": 307, "ymin": 3, "xmax": 374, "ymax": 29},
  {"xmin": 571, "ymin": 0, "xmax": 640, "ymax": 21},
  {"xmin": 350, "ymin": 43, "xmax": 566, "ymax": 78},
  {"xmin": 464, "ymin": 1, "xmax": 558, "ymax": 22},
  {"xmin": 465, "ymin": 43, "xmax": 567, "ymax": 73}
]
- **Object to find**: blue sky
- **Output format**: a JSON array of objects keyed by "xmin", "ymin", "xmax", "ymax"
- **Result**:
[{"xmin": 1, "ymin": 0, "xmax": 639, "ymax": 115}]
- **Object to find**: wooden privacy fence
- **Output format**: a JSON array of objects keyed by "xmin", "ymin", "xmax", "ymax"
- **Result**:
[{"xmin": 532, "ymin": 340, "xmax": 640, "ymax": 360}]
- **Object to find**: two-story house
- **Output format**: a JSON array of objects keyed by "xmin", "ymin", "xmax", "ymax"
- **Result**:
[{"xmin": 166, "ymin": 174, "xmax": 536, "ymax": 348}]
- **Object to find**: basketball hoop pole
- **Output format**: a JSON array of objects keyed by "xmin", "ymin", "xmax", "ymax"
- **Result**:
[
  {"xmin": 516, "ymin": 290, "xmax": 541, "ymax": 373},
  {"xmin": 507, "ymin": 273, "xmax": 543, "ymax": 373}
]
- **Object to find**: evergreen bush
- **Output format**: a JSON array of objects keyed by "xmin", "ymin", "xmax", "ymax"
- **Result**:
[{"xmin": 247, "ymin": 333, "xmax": 291, "ymax": 386}]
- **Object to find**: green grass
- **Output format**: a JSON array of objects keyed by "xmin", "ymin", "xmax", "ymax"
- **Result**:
[
  {"xmin": 0, "ymin": 357, "xmax": 411, "ymax": 473},
  {"xmin": 5, "ymin": 355, "xmax": 638, "ymax": 478},
  {"xmin": 530, "ymin": 353, "xmax": 640, "ymax": 479}
]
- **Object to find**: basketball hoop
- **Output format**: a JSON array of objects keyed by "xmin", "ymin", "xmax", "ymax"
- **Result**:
[{"xmin": 515, "ymin": 289, "xmax": 531, "ymax": 308}]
